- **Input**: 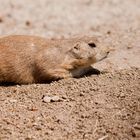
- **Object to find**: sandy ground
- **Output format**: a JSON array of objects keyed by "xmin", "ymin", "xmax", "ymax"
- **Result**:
[{"xmin": 0, "ymin": 0, "xmax": 140, "ymax": 139}]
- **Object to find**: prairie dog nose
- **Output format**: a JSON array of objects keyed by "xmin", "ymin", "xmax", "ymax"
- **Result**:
[{"xmin": 88, "ymin": 42, "xmax": 96, "ymax": 48}]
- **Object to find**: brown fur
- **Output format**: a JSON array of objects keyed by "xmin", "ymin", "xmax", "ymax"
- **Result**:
[{"xmin": 0, "ymin": 35, "xmax": 110, "ymax": 84}]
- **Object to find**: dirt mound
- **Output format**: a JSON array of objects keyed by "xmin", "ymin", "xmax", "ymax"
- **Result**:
[{"xmin": 0, "ymin": 68, "xmax": 140, "ymax": 140}]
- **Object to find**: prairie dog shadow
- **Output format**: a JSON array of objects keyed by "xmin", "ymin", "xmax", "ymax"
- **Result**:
[
  {"xmin": 0, "ymin": 67, "xmax": 101, "ymax": 86},
  {"xmin": 0, "ymin": 82, "xmax": 18, "ymax": 87},
  {"xmin": 71, "ymin": 66, "xmax": 101, "ymax": 78}
]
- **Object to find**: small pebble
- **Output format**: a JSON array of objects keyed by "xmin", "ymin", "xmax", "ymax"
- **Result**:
[
  {"xmin": 25, "ymin": 20, "xmax": 31, "ymax": 26},
  {"xmin": 43, "ymin": 95, "xmax": 60, "ymax": 103},
  {"xmin": 62, "ymin": 95, "xmax": 67, "ymax": 99},
  {"xmin": 16, "ymin": 85, "xmax": 21, "ymax": 88},
  {"xmin": 79, "ymin": 92, "xmax": 84, "ymax": 96},
  {"xmin": 43, "ymin": 96, "xmax": 51, "ymax": 103},
  {"xmin": 9, "ymin": 99, "xmax": 17, "ymax": 103},
  {"xmin": 51, "ymin": 96, "xmax": 60, "ymax": 102},
  {"xmin": 127, "ymin": 45, "xmax": 133, "ymax": 49},
  {"xmin": 119, "ymin": 92, "xmax": 125, "ymax": 98},
  {"xmin": 107, "ymin": 30, "xmax": 111, "ymax": 34}
]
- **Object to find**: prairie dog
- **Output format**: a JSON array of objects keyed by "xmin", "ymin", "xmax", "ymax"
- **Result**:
[{"xmin": 0, "ymin": 35, "xmax": 110, "ymax": 84}]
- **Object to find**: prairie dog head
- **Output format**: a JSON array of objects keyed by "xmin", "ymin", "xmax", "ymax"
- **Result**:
[{"xmin": 62, "ymin": 38, "xmax": 110, "ymax": 70}]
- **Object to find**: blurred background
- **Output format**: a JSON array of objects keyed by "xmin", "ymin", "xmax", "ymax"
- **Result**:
[
  {"xmin": 0, "ymin": 0, "xmax": 139, "ymax": 38},
  {"xmin": 0, "ymin": 0, "xmax": 140, "ymax": 69}
]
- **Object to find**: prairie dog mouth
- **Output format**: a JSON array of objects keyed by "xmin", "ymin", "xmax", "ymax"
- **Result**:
[
  {"xmin": 95, "ymin": 50, "xmax": 110, "ymax": 62},
  {"xmin": 97, "ymin": 52, "xmax": 109, "ymax": 62}
]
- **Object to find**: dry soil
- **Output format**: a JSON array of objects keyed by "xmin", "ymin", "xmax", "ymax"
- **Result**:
[{"xmin": 0, "ymin": 0, "xmax": 140, "ymax": 140}]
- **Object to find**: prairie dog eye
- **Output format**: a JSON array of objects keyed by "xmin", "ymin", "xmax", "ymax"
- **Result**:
[{"xmin": 88, "ymin": 42, "xmax": 96, "ymax": 48}]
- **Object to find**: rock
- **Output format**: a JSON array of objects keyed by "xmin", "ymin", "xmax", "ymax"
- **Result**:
[
  {"xmin": 51, "ymin": 96, "xmax": 60, "ymax": 102},
  {"xmin": 43, "ymin": 95, "xmax": 60, "ymax": 103},
  {"xmin": 119, "ymin": 92, "xmax": 125, "ymax": 98},
  {"xmin": 43, "ymin": 96, "xmax": 51, "ymax": 103},
  {"xmin": 9, "ymin": 99, "xmax": 17, "ymax": 103}
]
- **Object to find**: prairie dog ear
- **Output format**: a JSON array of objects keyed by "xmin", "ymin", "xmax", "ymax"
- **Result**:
[{"xmin": 73, "ymin": 43, "xmax": 81, "ymax": 50}]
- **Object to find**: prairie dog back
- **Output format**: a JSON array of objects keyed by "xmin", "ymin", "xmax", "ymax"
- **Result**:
[{"xmin": 0, "ymin": 35, "xmax": 110, "ymax": 84}]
